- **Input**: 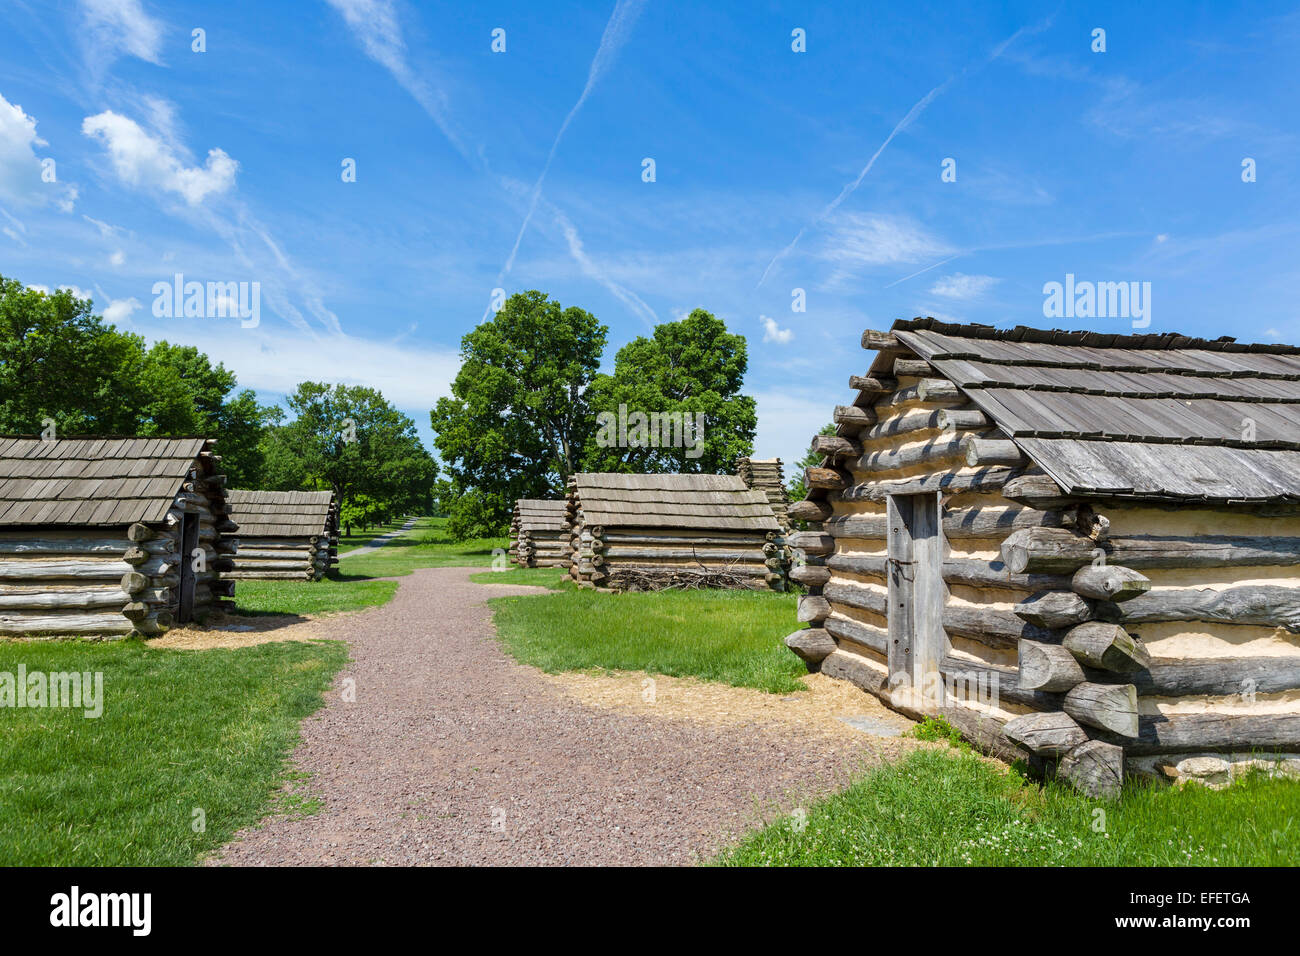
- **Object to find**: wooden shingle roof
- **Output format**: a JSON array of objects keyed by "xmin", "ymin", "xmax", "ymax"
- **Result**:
[
  {"xmin": 571, "ymin": 473, "xmax": 781, "ymax": 531},
  {"xmin": 512, "ymin": 499, "xmax": 569, "ymax": 533},
  {"xmin": 882, "ymin": 318, "xmax": 1300, "ymax": 503},
  {"xmin": 0, "ymin": 436, "xmax": 207, "ymax": 527},
  {"xmin": 226, "ymin": 489, "xmax": 336, "ymax": 538}
]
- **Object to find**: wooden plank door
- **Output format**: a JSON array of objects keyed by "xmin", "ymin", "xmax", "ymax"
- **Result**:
[
  {"xmin": 886, "ymin": 493, "xmax": 946, "ymax": 711},
  {"xmin": 178, "ymin": 512, "xmax": 199, "ymax": 624}
]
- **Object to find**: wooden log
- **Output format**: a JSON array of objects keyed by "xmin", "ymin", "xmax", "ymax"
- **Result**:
[
  {"xmin": 915, "ymin": 378, "xmax": 961, "ymax": 402},
  {"xmin": 892, "ymin": 358, "xmax": 932, "ymax": 377},
  {"xmin": 1062, "ymin": 622, "xmax": 1151, "ymax": 673},
  {"xmin": 1112, "ymin": 585, "xmax": 1300, "ymax": 633},
  {"xmin": 1014, "ymin": 590, "xmax": 1096, "ymax": 628},
  {"xmin": 966, "ymin": 438, "xmax": 1027, "ymax": 467},
  {"xmin": 1117, "ymin": 713, "xmax": 1300, "ymax": 755},
  {"xmin": 120, "ymin": 571, "xmax": 149, "ymax": 594},
  {"xmin": 942, "ymin": 603, "xmax": 1060, "ymax": 649},
  {"xmin": 810, "ymin": 435, "xmax": 862, "ymax": 459},
  {"xmin": 0, "ymin": 533, "xmax": 132, "ymax": 555},
  {"xmin": 820, "ymin": 649, "xmax": 888, "ymax": 696},
  {"xmin": 937, "ymin": 408, "xmax": 990, "ymax": 431},
  {"xmin": 787, "ymin": 531, "xmax": 834, "ymax": 556},
  {"xmin": 1070, "ymin": 565, "xmax": 1151, "ymax": 603},
  {"xmin": 1003, "ymin": 527, "xmax": 1300, "ymax": 574},
  {"xmin": 0, "ymin": 610, "xmax": 135, "ymax": 635},
  {"xmin": 1002, "ymin": 473, "xmax": 1078, "ymax": 509},
  {"xmin": 938, "ymin": 654, "xmax": 1063, "ymax": 710},
  {"xmin": 1094, "ymin": 655, "xmax": 1300, "ymax": 697},
  {"xmin": 804, "ymin": 467, "xmax": 849, "ymax": 491},
  {"xmin": 1018, "ymin": 639, "xmax": 1086, "ymax": 692},
  {"xmin": 0, "ymin": 586, "xmax": 136, "ymax": 610},
  {"xmin": 833, "ymin": 405, "xmax": 876, "ymax": 427},
  {"xmin": 854, "ymin": 434, "xmax": 971, "ymax": 475},
  {"xmin": 797, "ymin": 594, "xmax": 831, "ymax": 623},
  {"xmin": 0, "ymin": 556, "xmax": 132, "ymax": 580},
  {"xmin": 825, "ymin": 505, "xmax": 1069, "ymax": 542},
  {"xmin": 848, "ymin": 375, "xmax": 896, "ymax": 394},
  {"xmin": 1064, "ymin": 682, "xmax": 1139, "ymax": 737},
  {"xmin": 823, "ymin": 615, "xmax": 888, "ymax": 655},
  {"xmin": 127, "ymin": 523, "xmax": 156, "ymax": 543},
  {"xmin": 826, "ymin": 552, "xmax": 1071, "ymax": 593},
  {"xmin": 787, "ymin": 499, "xmax": 833, "ymax": 523},
  {"xmin": 600, "ymin": 548, "xmax": 767, "ymax": 561},
  {"xmin": 121, "ymin": 601, "xmax": 150, "ymax": 622},
  {"xmin": 785, "ymin": 628, "xmax": 835, "ymax": 666},
  {"xmin": 1002, "ymin": 712, "xmax": 1089, "ymax": 758},
  {"xmin": 860, "ymin": 329, "xmax": 901, "ymax": 351},
  {"xmin": 1057, "ymin": 740, "xmax": 1124, "ymax": 798},
  {"xmin": 789, "ymin": 564, "xmax": 831, "ymax": 587}
]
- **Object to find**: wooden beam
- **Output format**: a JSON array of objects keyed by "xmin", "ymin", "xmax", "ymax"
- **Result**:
[
  {"xmin": 1064, "ymin": 682, "xmax": 1139, "ymax": 737},
  {"xmin": 1001, "ymin": 473, "xmax": 1079, "ymax": 510},
  {"xmin": 892, "ymin": 358, "xmax": 932, "ymax": 377},
  {"xmin": 810, "ymin": 435, "xmax": 862, "ymax": 459},
  {"xmin": 855, "ymin": 434, "xmax": 971, "ymax": 475},
  {"xmin": 823, "ymin": 616, "xmax": 889, "ymax": 656},
  {"xmin": 1003, "ymin": 527, "xmax": 1300, "ymax": 574},
  {"xmin": 797, "ymin": 594, "xmax": 831, "ymax": 623},
  {"xmin": 860, "ymin": 329, "xmax": 902, "ymax": 351},
  {"xmin": 1014, "ymin": 590, "xmax": 1097, "ymax": 629},
  {"xmin": 1058, "ymin": 740, "xmax": 1124, "ymax": 798},
  {"xmin": 848, "ymin": 375, "xmax": 896, "ymax": 394},
  {"xmin": 804, "ymin": 467, "xmax": 850, "ymax": 491},
  {"xmin": 839, "ymin": 467, "xmax": 1021, "ymax": 504},
  {"xmin": 784, "ymin": 628, "xmax": 835, "ymax": 666},
  {"xmin": 1002, "ymin": 712, "xmax": 1089, "ymax": 758},
  {"xmin": 824, "ymin": 504, "xmax": 1071, "ymax": 542},
  {"xmin": 916, "ymin": 378, "xmax": 961, "ymax": 402},
  {"xmin": 966, "ymin": 438, "xmax": 1028, "ymax": 468},
  {"xmin": 833, "ymin": 404, "xmax": 876, "ymax": 427},
  {"xmin": 1116, "ymin": 713, "xmax": 1300, "ymax": 756},
  {"xmin": 1018, "ymin": 639, "xmax": 1086, "ymax": 692},
  {"xmin": 789, "ymin": 563, "xmax": 831, "ymax": 587},
  {"xmin": 937, "ymin": 408, "xmax": 990, "ymax": 431},
  {"xmin": 1070, "ymin": 565, "xmax": 1151, "ymax": 603},
  {"xmin": 1062, "ymin": 622, "xmax": 1151, "ymax": 673},
  {"xmin": 787, "ymin": 499, "xmax": 833, "ymax": 523},
  {"xmin": 787, "ymin": 531, "xmax": 834, "ymax": 556},
  {"xmin": 1112, "ymin": 584, "xmax": 1300, "ymax": 633}
]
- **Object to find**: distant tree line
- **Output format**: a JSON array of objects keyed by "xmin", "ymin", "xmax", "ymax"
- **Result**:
[
  {"xmin": 431, "ymin": 290, "xmax": 759, "ymax": 540},
  {"xmin": 0, "ymin": 275, "xmax": 437, "ymax": 528}
]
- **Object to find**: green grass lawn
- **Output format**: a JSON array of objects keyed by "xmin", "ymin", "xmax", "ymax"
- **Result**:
[
  {"xmin": 469, "ymin": 566, "xmax": 573, "ymax": 590},
  {"xmin": 0, "ymin": 637, "xmax": 347, "ymax": 865},
  {"xmin": 337, "ymin": 516, "xmax": 508, "ymax": 578},
  {"xmin": 233, "ymin": 578, "xmax": 399, "ymax": 617},
  {"xmin": 489, "ymin": 587, "xmax": 804, "ymax": 693},
  {"xmin": 716, "ymin": 745, "xmax": 1300, "ymax": 866},
  {"xmin": 337, "ymin": 517, "xmax": 413, "ymax": 551}
]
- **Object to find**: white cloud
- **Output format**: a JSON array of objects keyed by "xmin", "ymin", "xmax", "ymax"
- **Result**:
[
  {"xmin": 78, "ymin": 0, "xmax": 165, "ymax": 66},
  {"xmin": 82, "ymin": 110, "xmax": 237, "ymax": 205},
  {"xmin": 760, "ymin": 315, "xmax": 793, "ymax": 344},
  {"xmin": 109, "ymin": 249, "xmax": 126, "ymax": 266},
  {"xmin": 103, "ymin": 296, "xmax": 140, "ymax": 323},
  {"xmin": 819, "ymin": 213, "xmax": 951, "ymax": 290},
  {"xmin": 928, "ymin": 272, "xmax": 999, "ymax": 300},
  {"xmin": 0, "ymin": 93, "xmax": 77, "ymax": 211}
]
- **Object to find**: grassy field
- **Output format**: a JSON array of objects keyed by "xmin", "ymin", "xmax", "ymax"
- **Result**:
[
  {"xmin": 337, "ymin": 516, "xmax": 509, "ymax": 578},
  {"xmin": 717, "ymin": 744, "xmax": 1300, "ymax": 866},
  {"xmin": 489, "ymin": 587, "xmax": 804, "ymax": 693},
  {"xmin": 233, "ymin": 577, "xmax": 399, "ymax": 616},
  {"xmin": 469, "ymin": 566, "xmax": 573, "ymax": 590},
  {"xmin": 0, "ymin": 637, "xmax": 346, "ymax": 865}
]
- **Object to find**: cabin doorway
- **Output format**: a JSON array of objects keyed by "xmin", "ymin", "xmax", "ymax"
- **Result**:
[
  {"xmin": 885, "ymin": 492, "xmax": 946, "ymax": 712},
  {"xmin": 177, "ymin": 512, "xmax": 199, "ymax": 624}
]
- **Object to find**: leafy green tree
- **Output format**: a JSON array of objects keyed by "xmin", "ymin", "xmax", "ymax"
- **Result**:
[
  {"xmin": 431, "ymin": 291, "xmax": 607, "ymax": 538},
  {"xmin": 581, "ymin": 309, "xmax": 757, "ymax": 474}
]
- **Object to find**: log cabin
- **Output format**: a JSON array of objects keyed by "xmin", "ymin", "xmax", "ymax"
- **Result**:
[
  {"xmin": 224, "ymin": 489, "xmax": 337, "ymax": 581},
  {"xmin": 0, "ymin": 436, "xmax": 235, "ymax": 637},
  {"xmin": 567, "ymin": 472, "xmax": 791, "ymax": 591},
  {"xmin": 510, "ymin": 499, "xmax": 572, "ymax": 568},
  {"xmin": 786, "ymin": 318, "xmax": 1300, "ymax": 795},
  {"xmin": 736, "ymin": 457, "xmax": 791, "ymax": 531}
]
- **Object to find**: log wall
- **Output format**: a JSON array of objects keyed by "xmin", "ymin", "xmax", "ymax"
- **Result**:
[
  {"xmin": 226, "ymin": 533, "xmax": 332, "ymax": 581},
  {"xmin": 790, "ymin": 344, "xmax": 1300, "ymax": 794}
]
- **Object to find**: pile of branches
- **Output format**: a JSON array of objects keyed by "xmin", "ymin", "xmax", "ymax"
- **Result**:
[{"xmin": 607, "ymin": 564, "xmax": 754, "ymax": 592}]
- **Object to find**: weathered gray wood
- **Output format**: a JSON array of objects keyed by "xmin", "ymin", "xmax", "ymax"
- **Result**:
[
  {"xmin": 797, "ymin": 594, "xmax": 831, "ymax": 623},
  {"xmin": 1114, "ymin": 585, "xmax": 1300, "ymax": 633},
  {"xmin": 1058, "ymin": 740, "xmax": 1124, "ymax": 798},
  {"xmin": 805, "ymin": 467, "xmax": 850, "ymax": 491},
  {"xmin": 825, "ymin": 505, "xmax": 1070, "ymax": 542},
  {"xmin": 860, "ymin": 330, "xmax": 902, "ymax": 351},
  {"xmin": 1002, "ymin": 712, "xmax": 1089, "ymax": 757},
  {"xmin": 1094, "ymin": 655, "xmax": 1300, "ymax": 697},
  {"xmin": 915, "ymin": 378, "xmax": 962, "ymax": 401},
  {"xmin": 1063, "ymin": 622, "xmax": 1152, "ymax": 673},
  {"xmin": 938, "ymin": 408, "xmax": 990, "ymax": 431},
  {"xmin": 787, "ymin": 531, "xmax": 834, "ymax": 556},
  {"xmin": 820, "ymin": 649, "xmax": 887, "ymax": 695},
  {"xmin": 888, "ymin": 494, "xmax": 916, "ymax": 688},
  {"xmin": 0, "ymin": 610, "xmax": 134, "ymax": 635},
  {"xmin": 1117, "ymin": 713, "xmax": 1300, "ymax": 755},
  {"xmin": 943, "ymin": 602, "xmax": 1061, "ymax": 648},
  {"xmin": 127, "ymin": 523, "xmax": 156, "ymax": 543},
  {"xmin": 810, "ymin": 435, "xmax": 862, "ymax": 459},
  {"xmin": 854, "ymin": 434, "xmax": 971, "ymax": 475},
  {"xmin": 789, "ymin": 563, "xmax": 830, "ymax": 587},
  {"xmin": 1018, "ymin": 639, "xmax": 1086, "ymax": 692},
  {"xmin": 1001, "ymin": 473, "xmax": 1079, "ymax": 509},
  {"xmin": 784, "ymin": 628, "xmax": 836, "ymax": 666},
  {"xmin": 1003, "ymin": 527, "xmax": 1300, "ymax": 574},
  {"xmin": 1071, "ymin": 565, "xmax": 1151, "ymax": 602},
  {"xmin": 827, "ymin": 552, "xmax": 1071, "ymax": 593},
  {"xmin": 1064, "ymin": 682, "xmax": 1139, "ymax": 737},
  {"xmin": 938, "ymin": 654, "xmax": 1063, "ymax": 710},
  {"xmin": 0, "ymin": 533, "xmax": 132, "ymax": 555},
  {"xmin": 833, "ymin": 404, "xmax": 876, "ymax": 427},
  {"xmin": 848, "ymin": 375, "xmax": 896, "ymax": 394},
  {"xmin": 966, "ymin": 438, "xmax": 1027, "ymax": 467},
  {"xmin": 787, "ymin": 499, "xmax": 833, "ymax": 523},
  {"xmin": 892, "ymin": 358, "xmax": 933, "ymax": 377},
  {"xmin": 1014, "ymin": 590, "xmax": 1096, "ymax": 628},
  {"xmin": 839, "ymin": 467, "xmax": 1019, "ymax": 503},
  {"xmin": 824, "ymin": 614, "xmax": 889, "ymax": 656}
]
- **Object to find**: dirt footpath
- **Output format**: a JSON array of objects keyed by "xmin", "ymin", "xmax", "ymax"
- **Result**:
[{"xmin": 211, "ymin": 567, "xmax": 916, "ymax": 866}]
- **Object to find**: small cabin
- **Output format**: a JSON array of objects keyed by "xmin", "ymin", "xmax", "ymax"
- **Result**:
[
  {"xmin": 786, "ymin": 319, "xmax": 1300, "ymax": 795},
  {"xmin": 736, "ymin": 457, "xmax": 791, "ymax": 531},
  {"xmin": 224, "ymin": 490, "xmax": 337, "ymax": 581},
  {"xmin": 567, "ymin": 472, "xmax": 790, "ymax": 591},
  {"xmin": 0, "ymin": 436, "xmax": 235, "ymax": 637},
  {"xmin": 510, "ymin": 499, "xmax": 572, "ymax": 567}
]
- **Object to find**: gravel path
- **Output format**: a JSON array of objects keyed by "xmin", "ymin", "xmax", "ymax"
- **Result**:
[
  {"xmin": 213, "ymin": 567, "xmax": 902, "ymax": 866},
  {"xmin": 338, "ymin": 517, "xmax": 418, "ymax": 559}
]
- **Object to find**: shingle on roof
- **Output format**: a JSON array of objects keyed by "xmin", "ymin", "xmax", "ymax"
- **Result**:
[
  {"xmin": 879, "ymin": 319, "xmax": 1300, "ymax": 503},
  {"xmin": 226, "ymin": 489, "xmax": 335, "ymax": 537},
  {"xmin": 512, "ymin": 499, "xmax": 569, "ymax": 533},
  {"xmin": 571, "ymin": 473, "xmax": 781, "ymax": 530},
  {"xmin": 0, "ymin": 436, "xmax": 206, "ymax": 526}
]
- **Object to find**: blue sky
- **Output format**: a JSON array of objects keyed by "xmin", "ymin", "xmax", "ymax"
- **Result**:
[{"xmin": 2, "ymin": 1, "xmax": 1298, "ymax": 469}]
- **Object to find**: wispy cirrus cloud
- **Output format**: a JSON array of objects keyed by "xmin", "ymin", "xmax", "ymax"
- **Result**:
[
  {"xmin": 77, "ymin": 0, "xmax": 166, "ymax": 68},
  {"xmin": 818, "ymin": 213, "xmax": 952, "ymax": 289},
  {"xmin": 929, "ymin": 272, "xmax": 1000, "ymax": 299}
]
